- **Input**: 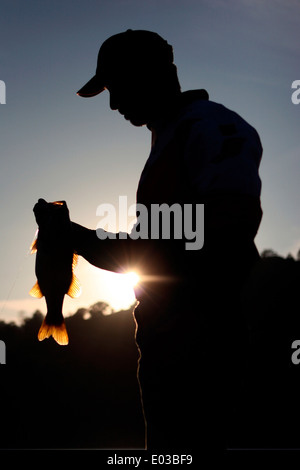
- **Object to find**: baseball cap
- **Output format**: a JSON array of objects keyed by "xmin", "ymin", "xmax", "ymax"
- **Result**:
[{"xmin": 77, "ymin": 29, "xmax": 174, "ymax": 97}]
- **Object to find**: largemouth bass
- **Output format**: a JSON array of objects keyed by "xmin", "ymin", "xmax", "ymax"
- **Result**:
[{"xmin": 30, "ymin": 199, "xmax": 81, "ymax": 345}]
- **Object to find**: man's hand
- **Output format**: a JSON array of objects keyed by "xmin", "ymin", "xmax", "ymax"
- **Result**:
[
  {"xmin": 33, "ymin": 198, "xmax": 48, "ymax": 226},
  {"xmin": 33, "ymin": 199, "xmax": 71, "ymax": 229}
]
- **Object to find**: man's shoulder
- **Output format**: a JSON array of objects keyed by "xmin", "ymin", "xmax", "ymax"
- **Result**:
[
  {"xmin": 179, "ymin": 90, "xmax": 237, "ymax": 121},
  {"xmin": 178, "ymin": 89, "xmax": 210, "ymax": 120},
  {"xmin": 178, "ymin": 91, "xmax": 258, "ymax": 139}
]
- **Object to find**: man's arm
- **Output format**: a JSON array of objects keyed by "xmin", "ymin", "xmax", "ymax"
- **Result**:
[
  {"xmin": 71, "ymin": 221, "xmax": 182, "ymax": 278},
  {"xmin": 71, "ymin": 222, "xmax": 137, "ymax": 273},
  {"xmin": 183, "ymin": 111, "xmax": 263, "ymax": 240}
]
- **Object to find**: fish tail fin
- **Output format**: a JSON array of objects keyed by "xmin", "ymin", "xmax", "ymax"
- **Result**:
[{"xmin": 38, "ymin": 317, "xmax": 69, "ymax": 346}]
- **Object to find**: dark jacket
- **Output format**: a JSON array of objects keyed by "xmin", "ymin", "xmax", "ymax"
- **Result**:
[{"xmin": 72, "ymin": 90, "xmax": 263, "ymax": 347}]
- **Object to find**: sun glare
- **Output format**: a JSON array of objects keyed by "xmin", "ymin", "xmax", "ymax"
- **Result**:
[
  {"xmin": 71, "ymin": 262, "xmax": 141, "ymax": 314},
  {"xmin": 103, "ymin": 271, "xmax": 140, "ymax": 311},
  {"xmin": 125, "ymin": 271, "xmax": 140, "ymax": 287}
]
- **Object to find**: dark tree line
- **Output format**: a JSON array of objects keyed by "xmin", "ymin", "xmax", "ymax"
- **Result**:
[
  {"xmin": 0, "ymin": 302, "xmax": 145, "ymax": 449},
  {"xmin": 0, "ymin": 250, "xmax": 300, "ymax": 450}
]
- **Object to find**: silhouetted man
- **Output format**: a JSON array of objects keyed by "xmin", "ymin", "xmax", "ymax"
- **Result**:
[{"xmin": 69, "ymin": 30, "xmax": 263, "ymax": 451}]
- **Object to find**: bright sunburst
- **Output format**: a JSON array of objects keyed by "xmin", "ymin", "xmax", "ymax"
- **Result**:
[
  {"xmin": 104, "ymin": 271, "xmax": 140, "ymax": 311},
  {"xmin": 65, "ymin": 261, "xmax": 141, "ymax": 314},
  {"xmin": 124, "ymin": 271, "xmax": 140, "ymax": 287}
]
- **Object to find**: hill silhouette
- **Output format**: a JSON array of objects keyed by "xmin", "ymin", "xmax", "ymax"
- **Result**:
[
  {"xmin": 0, "ymin": 249, "xmax": 300, "ymax": 450},
  {"xmin": 0, "ymin": 301, "xmax": 145, "ymax": 449}
]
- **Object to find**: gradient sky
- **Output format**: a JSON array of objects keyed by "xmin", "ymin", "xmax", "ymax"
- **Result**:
[{"xmin": 0, "ymin": 0, "xmax": 299, "ymax": 323}]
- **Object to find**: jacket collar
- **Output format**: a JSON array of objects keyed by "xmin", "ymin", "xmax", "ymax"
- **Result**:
[{"xmin": 149, "ymin": 89, "xmax": 209, "ymax": 144}]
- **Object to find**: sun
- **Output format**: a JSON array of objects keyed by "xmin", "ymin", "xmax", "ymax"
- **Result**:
[
  {"xmin": 68, "ymin": 261, "xmax": 141, "ymax": 313},
  {"xmin": 104, "ymin": 270, "xmax": 140, "ymax": 311},
  {"xmin": 124, "ymin": 271, "xmax": 140, "ymax": 287}
]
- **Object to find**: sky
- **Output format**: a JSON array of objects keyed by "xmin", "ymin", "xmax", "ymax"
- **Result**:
[{"xmin": 0, "ymin": 0, "xmax": 299, "ymax": 324}]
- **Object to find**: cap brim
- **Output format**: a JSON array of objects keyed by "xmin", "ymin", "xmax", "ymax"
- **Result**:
[{"xmin": 76, "ymin": 75, "xmax": 105, "ymax": 97}]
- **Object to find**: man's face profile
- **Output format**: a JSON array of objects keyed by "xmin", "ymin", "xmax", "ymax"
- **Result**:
[{"xmin": 105, "ymin": 66, "xmax": 161, "ymax": 127}]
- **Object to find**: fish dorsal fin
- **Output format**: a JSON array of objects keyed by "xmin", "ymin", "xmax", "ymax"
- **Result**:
[
  {"xmin": 72, "ymin": 252, "xmax": 78, "ymax": 269},
  {"xmin": 67, "ymin": 274, "xmax": 81, "ymax": 299},
  {"xmin": 29, "ymin": 281, "xmax": 43, "ymax": 298},
  {"xmin": 30, "ymin": 238, "xmax": 38, "ymax": 254}
]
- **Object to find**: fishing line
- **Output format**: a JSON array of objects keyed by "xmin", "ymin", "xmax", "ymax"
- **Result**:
[{"xmin": 0, "ymin": 229, "xmax": 38, "ymax": 318}]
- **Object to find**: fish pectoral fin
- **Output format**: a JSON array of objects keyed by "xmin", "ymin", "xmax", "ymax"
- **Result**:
[
  {"xmin": 38, "ymin": 318, "xmax": 69, "ymax": 346},
  {"xmin": 29, "ymin": 281, "xmax": 43, "ymax": 298},
  {"xmin": 67, "ymin": 274, "xmax": 81, "ymax": 299}
]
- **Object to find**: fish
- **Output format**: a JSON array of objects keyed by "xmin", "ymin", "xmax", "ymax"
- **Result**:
[{"xmin": 29, "ymin": 199, "xmax": 81, "ymax": 345}]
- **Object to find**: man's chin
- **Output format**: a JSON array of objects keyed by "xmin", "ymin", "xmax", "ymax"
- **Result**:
[{"xmin": 122, "ymin": 113, "xmax": 147, "ymax": 127}]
